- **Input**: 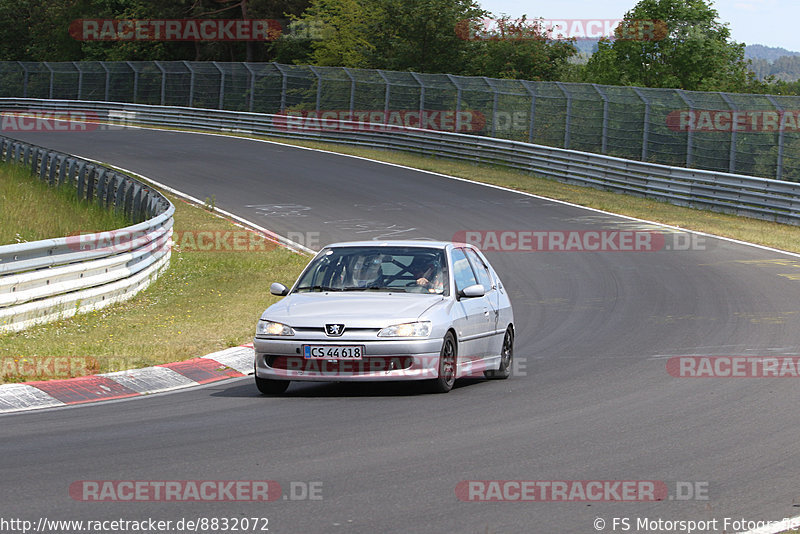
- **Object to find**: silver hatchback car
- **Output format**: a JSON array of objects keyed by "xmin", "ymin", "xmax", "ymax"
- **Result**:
[{"xmin": 253, "ymin": 240, "xmax": 514, "ymax": 394}]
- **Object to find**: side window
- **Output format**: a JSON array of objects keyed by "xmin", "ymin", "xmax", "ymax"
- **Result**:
[
  {"xmin": 451, "ymin": 248, "xmax": 478, "ymax": 292},
  {"xmin": 465, "ymin": 249, "xmax": 493, "ymax": 291}
]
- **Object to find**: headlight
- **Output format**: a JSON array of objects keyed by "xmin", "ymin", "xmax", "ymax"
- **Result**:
[
  {"xmin": 378, "ymin": 321, "xmax": 432, "ymax": 338},
  {"xmin": 256, "ymin": 320, "xmax": 295, "ymax": 336}
]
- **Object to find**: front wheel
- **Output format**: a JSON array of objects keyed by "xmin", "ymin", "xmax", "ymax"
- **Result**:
[
  {"xmin": 430, "ymin": 332, "xmax": 457, "ymax": 393},
  {"xmin": 485, "ymin": 326, "xmax": 513, "ymax": 379},
  {"xmin": 255, "ymin": 375, "xmax": 290, "ymax": 394}
]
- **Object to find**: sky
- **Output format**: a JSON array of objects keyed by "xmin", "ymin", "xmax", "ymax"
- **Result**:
[{"xmin": 477, "ymin": 0, "xmax": 800, "ymax": 52}]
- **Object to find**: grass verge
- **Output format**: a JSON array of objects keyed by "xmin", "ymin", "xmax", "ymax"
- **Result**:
[
  {"xmin": 0, "ymin": 190, "xmax": 308, "ymax": 383},
  {"xmin": 0, "ymin": 161, "xmax": 130, "ymax": 245}
]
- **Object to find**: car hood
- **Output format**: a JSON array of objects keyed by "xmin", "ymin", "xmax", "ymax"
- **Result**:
[{"xmin": 261, "ymin": 292, "xmax": 444, "ymax": 328}]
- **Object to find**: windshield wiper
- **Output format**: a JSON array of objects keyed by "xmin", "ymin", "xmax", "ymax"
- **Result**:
[
  {"xmin": 340, "ymin": 286, "xmax": 394, "ymax": 292},
  {"xmin": 295, "ymin": 285, "xmax": 342, "ymax": 292}
]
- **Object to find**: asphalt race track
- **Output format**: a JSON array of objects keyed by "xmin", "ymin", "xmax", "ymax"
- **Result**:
[{"xmin": 3, "ymin": 127, "xmax": 800, "ymax": 533}]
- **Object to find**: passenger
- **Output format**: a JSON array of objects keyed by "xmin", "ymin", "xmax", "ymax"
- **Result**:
[{"xmin": 409, "ymin": 255, "xmax": 444, "ymax": 293}]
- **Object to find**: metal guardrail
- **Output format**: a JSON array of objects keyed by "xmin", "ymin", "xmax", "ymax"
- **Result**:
[
  {"xmin": 0, "ymin": 132, "xmax": 174, "ymax": 333},
  {"xmin": 4, "ymin": 97, "xmax": 797, "ymax": 226}
]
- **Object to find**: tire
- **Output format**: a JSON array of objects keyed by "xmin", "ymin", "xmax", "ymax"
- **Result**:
[
  {"xmin": 431, "ymin": 331, "xmax": 457, "ymax": 393},
  {"xmin": 255, "ymin": 375, "xmax": 290, "ymax": 395},
  {"xmin": 484, "ymin": 326, "xmax": 513, "ymax": 380}
]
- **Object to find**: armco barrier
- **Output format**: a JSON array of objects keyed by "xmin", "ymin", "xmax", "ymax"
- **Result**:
[
  {"xmin": 1, "ymin": 98, "xmax": 798, "ymax": 226},
  {"xmin": 0, "ymin": 133, "xmax": 173, "ymax": 332}
]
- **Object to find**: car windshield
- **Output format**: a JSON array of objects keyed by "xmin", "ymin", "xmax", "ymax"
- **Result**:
[{"xmin": 294, "ymin": 246, "xmax": 448, "ymax": 295}]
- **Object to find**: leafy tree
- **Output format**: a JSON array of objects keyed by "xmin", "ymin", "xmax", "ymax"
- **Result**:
[
  {"xmin": 368, "ymin": 0, "xmax": 485, "ymax": 73},
  {"xmin": 464, "ymin": 16, "xmax": 577, "ymax": 80},
  {"xmin": 290, "ymin": 0, "xmax": 378, "ymax": 67},
  {"xmin": 583, "ymin": 0, "xmax": 754, "ymax": 91}
]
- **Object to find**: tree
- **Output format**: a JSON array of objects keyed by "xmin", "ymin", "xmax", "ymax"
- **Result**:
[
  {"xmin": 368, "ymin": 0, "xmax": 485, "ymax": 73},
  {"xmin": 583, "ymin": 0, "xmax": 754, "ymax": 91},
  {"xmin": 290, "ymin": 0, "xmax": 378, "ymax": 67},
  {"xmin": 464, "ymin": 16, "xmax": 577, "ymax": 80}
]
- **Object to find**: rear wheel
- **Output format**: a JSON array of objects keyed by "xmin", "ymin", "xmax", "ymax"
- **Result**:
[
  {"xmin": 485, "ymin": 326, "xmax": 513, "ymax": 379},
  {"xmin": 255, "ymin": 375, "xmax": 290, "ymax": 395},
  {"xmin": 431, "ymin": 332, "xmax": 457, "ymax": 393}
]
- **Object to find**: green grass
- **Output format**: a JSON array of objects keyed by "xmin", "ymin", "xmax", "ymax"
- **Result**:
[
  {"xmin": 0, "ymin": 191, "xmax": 308, "ymax": 383},
  {"xmin": 0, "ymin": 161, "xmax": 130, "ymax": 245}
]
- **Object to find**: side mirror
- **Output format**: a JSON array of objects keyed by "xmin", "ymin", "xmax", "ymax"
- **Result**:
[
  {"xmin": 459, "ymin": 284, "xmax": 485, "ymax": 298},
  {"xmin": 270, "ymin": 282, "xmax": 289, "ymax": 296}
]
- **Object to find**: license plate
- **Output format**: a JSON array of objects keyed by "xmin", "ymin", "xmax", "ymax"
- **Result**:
[{"xmin": 303, "ymin": 345, "xmax": 364, "ymax": 360}]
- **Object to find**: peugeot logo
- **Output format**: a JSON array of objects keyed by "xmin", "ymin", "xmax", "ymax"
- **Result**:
[{"xmin": 325, "ymin": 324, "xmax": 345, "ymax": 336}]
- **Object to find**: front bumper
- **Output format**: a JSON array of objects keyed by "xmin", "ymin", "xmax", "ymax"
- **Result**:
[{"xmin": 254, "ymin": 337, "xmax": 443, "ymax": 382}]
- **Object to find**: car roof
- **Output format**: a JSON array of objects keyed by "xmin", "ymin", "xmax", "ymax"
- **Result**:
[{"xmin": 323, "ymin": 240, "xmax": 456, "ymax": 250}]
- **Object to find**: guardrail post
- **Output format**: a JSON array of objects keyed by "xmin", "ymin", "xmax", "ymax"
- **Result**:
[
  {"xmin": 19, "ymin": 62, "xmax": 29, "ymax": 98},
  {"xmin": 96, "ymin": 168, "xmax": 108, "ymax": 207},
  {"xmin": 66, "ymin": 158, "xmax": 78, "ymax": 188},
  {"xmin": 31, "ymin": 147, "xmax": 47, "ymax": 182},
  {"xmin": 273, "ymin": 63, "xmax": 287, "ymax": 112},
  {"xmin": 57, "ymin": 155, "xmax": 69, "ymax": 186},
  {"xmin": 76, "ymin": 161, "xmax": 87, "ymax": 200},
  {"xmin": 43, "ymin": 62, "xmax": 54, "ymax": 99},
  {"xmin": 719, "ymin": 92, "xmax": 738, "ymax": 174},
  {"xmin": 675, "ymin": 89, "xmax": 694, "ymax": 167},
  {"xmin": 556, "ymin": 82, "xmax": 571, "ymax": 149},
  {"xmin": 212, "ymin": 61, "xmax": 225, "ymax": 109},
  {"xmin": 85, "ymin": 165, "xmax": 96, "ymax": 202},
  {"xmin": 185, "ymin": 61, "xmax": 195, "ymax": 107},
  {"xmin": 124, "ymin": 182, "xmax": 139, "ymax": 218},
  {"xmin": 114, "ymin": 175, "xmax": 127, "ymax": 213},
  {"xmin": 126, "ymin": 61, "xmax": 139, "ymax": 103},
  {"xmin": 100, "ymin": 62, "xmax": 110, "ymax": 101},
  {"xmin": 73, "ymin": 61, "xmax": 84, "ymax": 100},
  {"xmin": 521, "ymin": 80, "xmax": 537, "ymax": 144},
  {"xmin": 410, "ymin": 72, "xmax": 426, "ymax": 129},
  {"xmin": 632, "ymin": 87, "xmax": 650, "ymax": 161},
  {"xmin": 48, "ymin": 153, "xmax": 58, "ymax": 185},
  {"xmin": 377, "ymin": 70, "xmax": 391, "ymax": 121},
  {"xmin": 309, "ymin": 65, "xmax": 322, "ymax": 113},
  {"xmin": 766, "ymin": 95, "xmax": 785, "ymax": 181},
  {"xmin": 243, "ymin": 63, "xmax": 257, "ymax": 112},
  {"xmin": 591, "ymin": 84, "xmax": 609, "ymax": 154},
  {"xmin": 446, "ymin": 74, "xmax": 463, "ymax": 132},
  {"xmin": 343, "ymin": 67, "xmax": 356, "ymax": 116},
  {"xmin": 483, "ymin": 77, "xmax": 500, "ymax": 138},
  {"xmin": 154, "ymin": 61, "xmax": 166, "ymax": 106},
  {"xmin": 23, "ymin": 145, "xmax": 32, "ymax": 168}
]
